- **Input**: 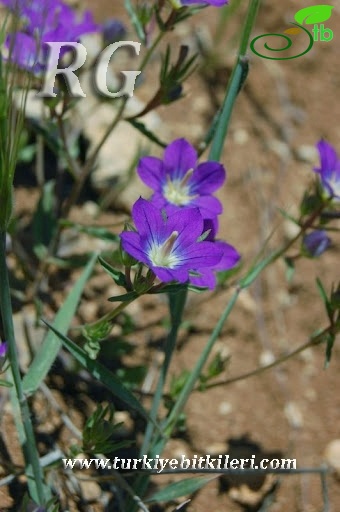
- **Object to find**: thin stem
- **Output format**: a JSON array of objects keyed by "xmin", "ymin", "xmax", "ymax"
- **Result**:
[
  {"xmin": 0, "ymin": 232, "xmax": 47, "ymax": 505},
  {"xmin": 203, "ymin": 322, "xmax": 339, "ymax": 391},
  {"xmin": 209, "ymin": 0, "xmax": 261, "ymax": 161}
]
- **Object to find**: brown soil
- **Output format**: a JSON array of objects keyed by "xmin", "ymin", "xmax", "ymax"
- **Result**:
[{"xmin": 1, "ymin": 1, "xmax": 340, "ymax": 511}]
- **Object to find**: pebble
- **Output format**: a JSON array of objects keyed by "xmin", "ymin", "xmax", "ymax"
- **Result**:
[
  {"xmin": 296, "ymin": 145, "xmax": 318, "ymax": 163},
  {"xmin": 218, "ymin": 401, "xmax": 233, "ymax": 416},
  {"xmin": 324, "ymin": 439, "xmax": 340, "ymax": 476},
  {"xmin": 284, "ymin": 401, "xmax": 304, "ymax": 428}
]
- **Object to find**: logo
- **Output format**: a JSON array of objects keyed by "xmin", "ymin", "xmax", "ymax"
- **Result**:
[{"xmin": 250, "ymin": 4, "xmax": 334, "ymax": 60}]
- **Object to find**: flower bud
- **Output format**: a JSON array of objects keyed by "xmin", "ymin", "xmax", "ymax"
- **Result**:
[{"xmin": 302, "ymin": 230, "xmax": 331, "ymax": 258}]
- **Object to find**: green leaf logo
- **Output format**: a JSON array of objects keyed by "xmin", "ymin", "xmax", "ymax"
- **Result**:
[{"xmin": 294, "ymin": 5, "xmax": 333, "ymax": 25}]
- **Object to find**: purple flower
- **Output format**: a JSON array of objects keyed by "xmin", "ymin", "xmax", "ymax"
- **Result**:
[
  {"xmin": 1, "ymin": 0, "xmax": 98, "ymax": 72},
  {"xmin": 170, "ymin": 0, "xmax": 228, "ymax": 7},
  {"xmin": 137, "ymin": 138, "xmax": 226, "ymax": 220},
  {"xmin": 314, "ymin": 140, "xmax": 340, "ymax": 200},
  {"xmin": 102, "ymin": 19, "xmax": 126, "ymax": 45},
  {"xmin": 0, "ymin": 342, "xmax": 7, "ymax": 358},
  {"xmin": 302, "ymin": 230, "xmax": 331, "ymax": 258},
  {"xmin": 0, "ymin": 342, "xmax": 7, "ymax": 370},
  {"xmin": 120, "ymin": 198, "xmax": 225, "ymax": 288}
]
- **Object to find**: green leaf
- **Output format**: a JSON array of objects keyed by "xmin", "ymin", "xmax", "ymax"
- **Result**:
[
  {"xmin": 128, "ymin": 119, "xmax": 167, "ymax": 148},
  {"xmin": 32, "ymin": 180, "xmax": 57, "ymax": 249},
  {"xmin": 42, "ymin": 319, "xmax": 155, "ymax": 425},
  {"xmin": 0, "ymin": 378, "xmax": 12, "ymax": 388},
  {"xmin": 284, "ymin": 257, "xmax": 295, "ymax": 283},
  {"xmin": 59, "ymin": 221, "xmax": 120, "ymax": 243},
  {"xmin": 124, "ymin": 0, "xmax": 146, "ymax": 43},
  {"xmin": 22, "ymin": 253, "xmax": 97, "ymax": 395},
  {"xmin": 324, "ymin": 333, "xmax": 335, "ymax": 368},
  {"xmin": 146, "ymin": 477, "xmax": 214, "ymax": 503},
  {"xmin": 316, "ymin": 277, "xmax": 332, "ymax": 320},
  {"xmin": 294, "ymin": 5, "xmax": 333, "ymax": 25},
  {"xmin": 108, "ymin": 291, "xmax": 138, "ymax": 302},
  {"xmin": 98, "ymin": 256, "xmax": 126, "ymax": 287}
]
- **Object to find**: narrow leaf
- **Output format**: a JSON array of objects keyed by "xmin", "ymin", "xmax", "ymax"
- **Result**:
[
  {"xmin": 42, "ymin": 320, "xmax": 154, "ymax": 424},
  {"xmin": 23, "ymin": 253, "xmax": 97, "ymax": 394},
  {"xmin": 98, "ymin": 256, "xmax": 126, "ymax": 287},
  {"xmin": 108, "ymin": 291, "xmax": 138, "ymax": 302},
  {"xmin": 128, "ymin": 119, "xmax": 167, "ymax": 148}
]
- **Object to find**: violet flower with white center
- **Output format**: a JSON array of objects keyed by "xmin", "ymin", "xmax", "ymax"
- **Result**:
[
  {"xmin": 314, "ymin": 140, "xmax": 340, "ymax": 201},
  {"xmin": 302, "ymin": 230, "xmax": 331, "ymax": 258},
  {"xmin": 120, "ymin": 198, "xmax": 224, "ymax": 288},
  {"xmin": 137, "ymin": 138, "xmax": 226, "ymax": 220}
]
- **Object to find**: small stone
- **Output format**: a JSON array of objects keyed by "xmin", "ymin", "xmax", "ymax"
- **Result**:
[
  {"xmin": 259, "ymin": 350, "xmax": 275, "ymax": 367},
  {"xmin": 296, "ymin": 145, "xmax": 318, "ymax": 163},
  {"xmin": 206, "ymin": 442, "xmax": 227, "ymax": 455},
  {"xmin": 79, "ymin": 480, "xmax": 102, "ymax": 502},
  {"xmin": 284, "ymin": 401, "xmax": 303, "ymax": 428},
  {"xmin": 267, "ymin": 139, "xmax": 291, "ymax": 160},
  {"xmin": 233, "ymin": 129, "xmax": 249, "ymax": 145},
  {"xmin": 324, "ymin": 439, "xmax": 340, "ymax": 476},
  {"xmin": 219, "ymin": 401, "xmax": 233, "ymax": 416}
]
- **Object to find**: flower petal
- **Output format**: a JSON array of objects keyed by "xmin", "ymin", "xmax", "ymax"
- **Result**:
[
  {"xmin": 131, "ymin": 198, "xmax": 164, "ymax": 245},
  {"xmin": 137, "ymin": 156, "xmax": 166, "ymax": 192},
  {"xmin": 153, "ymin": 266, "xmax": 189, "ymax": 284},
  {"xmin": 189, "ymin": 269, "xmax": 216, "ymax": 289},
  {"xmin": 212, "ymin": 241, "xmax": 240, "ymax": 270},
  {"xmin": 167, "ymin": 208, "xmax": 204, "ymax": 248},
  {"xmin": 120, "ymin": 231, "xmax": 149, "ymax": 264},
  {"xmin": 190, "ymin": 195, "xmax": 223, "ymax": 218},
  {"xmin": 163, "ymin": 139, "xmax": 197, "ymax": 179},
  {"xmin": 179, "ymin": 241, "xmax": 223, "ymax": 267},
  {"xmin": 315, "ymin": 140, "xmax": 338, "ymax": 179},
  {"xmin": 190, "ymin": 162, "xmax": 226, "ymax": 194}
]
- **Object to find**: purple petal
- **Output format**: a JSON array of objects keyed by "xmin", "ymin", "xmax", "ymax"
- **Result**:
[
  {"xmin": 190, "ymin": 162, "xmax": 226, "ymax": 194},
  {"xmin": 153, "ymin": 267, "xmax": 189, "ymax": 283},
  {"xmin": 179, "ymin": 241, "xmax": 223, "ymax": 267},
  {"xmin": 190, "ymin": 195, "xmax": 223, "ymax": 218},
  {"xmin": 202, "ymin": 218, "xmax": 219, "ymax": 240},
  {"xmin": 189, "ymin": 269, "xmax": 216, "ymax": 289},
  {"xmin": 163, "ymin": 139, "xmax": 197, "ymax": 179},
  {"xmin": 303, "ymin": 230, "xmax": 331, "ymax": 257},
  {"xmin": 212, "ymin": 241, "xmax": 240, "ymax": 270},
  {"xmin": 315, "ymin": 140, "xmax": 338, "ymax": 179},
  {"xmin": 137, "ymin": 156, "xmax": 166, "ymax": 192},
  {"xmin": 131, "ymin": 198, "xmax": 164, "ymax": 244},
  {"xmin": 120, "ymin": 232, "xmax": 149, "ymax": 265},
  {"xmin": 167, "ymin": 208, "xmax": 204, "ymax": 247}
]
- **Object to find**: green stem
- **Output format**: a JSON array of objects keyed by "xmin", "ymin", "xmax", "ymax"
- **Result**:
[
  {"xmin": 209, "ymin": 0, "xmax": 261, "ymax": 161},
  {"xmin": 0, "ymin": 232, "xmax": 47, "ymax": 505},
  {"xmin": 128, "ymin": 288, "xmax": 188, "ymax": 511},
  {"xmin": 163, "ymin": 287, "xmax": 240, "ymax": 438}
]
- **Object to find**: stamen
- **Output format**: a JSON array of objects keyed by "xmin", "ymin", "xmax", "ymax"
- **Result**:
[{"xmin": 159, "ymin": 231, "xmax": 179, "ymax": 260}]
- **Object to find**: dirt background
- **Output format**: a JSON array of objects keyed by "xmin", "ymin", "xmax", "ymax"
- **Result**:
[{"xmin": 1, "ymin": 0, "xmax": 340, "ymax": 511}]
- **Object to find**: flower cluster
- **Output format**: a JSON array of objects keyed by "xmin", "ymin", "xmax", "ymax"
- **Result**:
[
  {"xmin": 120, "ymin": 139, "xmax": 240, "ymax": 289},
  {"xmin": 1, "ymin": 0, "xmax": 98, "ymax": 73}
]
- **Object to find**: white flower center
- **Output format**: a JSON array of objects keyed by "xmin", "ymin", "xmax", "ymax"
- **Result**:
[
  {"xmin": 163, "ymin": 169, "xmax": 196, "ymax": 206},
  {"xmin": 148, "ymin": 231, "xmax": 179, "ymax": 268},
  {"xmin": 327, "ymin": 172, "xmax": 340, "ymax": 198}
]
